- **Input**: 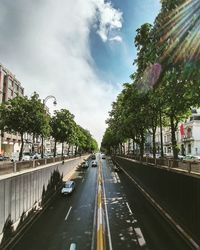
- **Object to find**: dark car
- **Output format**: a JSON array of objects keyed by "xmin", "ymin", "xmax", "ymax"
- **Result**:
[
  {"xmin": 91, "ymin": 154, "xmax": 96, "ymax": 160},
  {"xmin": 0, "ymin": 155, "xmax": 9, "ymax": 161},
  {"xmin": 82, "ymin": 161, "xmax": 89, "ymax": 168},
  {"xmin": 101, "ymin": 154, "xmax": 106, "ymax": 159}
]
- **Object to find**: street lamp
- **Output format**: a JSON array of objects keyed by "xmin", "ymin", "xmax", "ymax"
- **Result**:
[{"xmin": 41, "ymin": 95, "xmax": 57, "ymax": 158}]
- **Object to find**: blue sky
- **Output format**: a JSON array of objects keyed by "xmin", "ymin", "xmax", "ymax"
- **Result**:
[
  {"xmin": 90, "ymin": 0, "xmax": 161, "ymax": 87},
  {"xmin": 0, "ymin": 0, "xmax": 161, "ymax": 144}
]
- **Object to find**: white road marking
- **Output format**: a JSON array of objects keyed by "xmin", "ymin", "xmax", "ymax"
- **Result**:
[
  {"xmin": 65, "ymin": 206, "xmax": 72, "ymax": 221},
  {"xmin": 134, "ymin": 227, "xmax": 146, "ymax": 247},
  {"xmin": 91, "ymin": 172, "xmax": 98, "ymax": 250},
  {"xmin": 126, "ymin": 202, "xmax": 133, "ymax": 215},
  {"xmin": 102, "ymin": 168, "xmax": 113, "ymax": 250}
]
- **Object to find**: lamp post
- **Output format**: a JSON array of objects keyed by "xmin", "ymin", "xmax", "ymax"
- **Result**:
[{"xmin": 41, "ymin": 95, "xmax": 57, "ymax": 158}]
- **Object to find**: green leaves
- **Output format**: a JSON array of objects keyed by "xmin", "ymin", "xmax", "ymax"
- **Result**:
[
  {"xmin": 0, "ymin": 92, "xmax": 98, "ymax": 156},
  {"xmin": 50, "ymin": 110, "xmax": 98, "ymax": 154},
  {"xmin": 102, "ymin": 0, "xmax": 200, "ymax": 159}
]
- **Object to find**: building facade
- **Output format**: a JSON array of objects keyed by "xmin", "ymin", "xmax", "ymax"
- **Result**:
[
  {"xmin": 148, "ymin": 109, "xmax": 200, "ymax": 157},
  {"xmin": 123, "ymin": 109, "xmax": 200, "ymax": 157},
  {"xmin": 0, "ymin": 64, "xmax": 24, "ymax": 156}
]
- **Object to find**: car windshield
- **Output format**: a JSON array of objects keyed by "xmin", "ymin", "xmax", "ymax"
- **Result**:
[
  {"xmin": 23, "ymin": 152, "xmax": 30, "ymax": 156},
  {"xmin": 65, "ymin": 183, "xmax": 71, "ymax": 188}
]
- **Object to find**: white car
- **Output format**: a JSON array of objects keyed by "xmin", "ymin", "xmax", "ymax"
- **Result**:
[
  {"xmin": 91, "ymin": 160, "xmax": 97, "ymax": 167},
  {"xmin": 61, "ymin": 181, "xmax": 75, "ymax": 195},
  {"xmin": 22, "ymin": 152, "xmax": 31, "ymax": 161}
]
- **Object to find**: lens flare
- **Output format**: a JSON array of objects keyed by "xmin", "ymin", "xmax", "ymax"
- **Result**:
[
  {"xmin": 138, "ymin": 63, "xmax": 162, "ymax": 92},
  {"xmin": 159, "ymin": 0, "xmax": 200, "ymax": 64}
]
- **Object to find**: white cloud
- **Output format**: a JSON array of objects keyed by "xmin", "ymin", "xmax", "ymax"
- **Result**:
[
  {"xmin": 109, "ymin": 35, "xmax": 123, "ymax": 42},
  {"xmin": 95, "ymin": 0, "xmax": 123, "ymax": 42},
  {"xmin": 0, "ymin": 0, "xmax": 122, "ymax": 146}
]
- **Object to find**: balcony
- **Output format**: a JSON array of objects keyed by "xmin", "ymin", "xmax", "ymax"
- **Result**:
[
  {"xmin": 163, "ymin": 141, "xmax": 172, "ymax": 146},
  {"xmin": 182, "ymin": 136, "xmax": 194, "ymax": 142}
]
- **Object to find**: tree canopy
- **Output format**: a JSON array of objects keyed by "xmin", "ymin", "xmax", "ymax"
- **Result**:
[{"xmin": 101, "ymin": 0, "xmax": 200, "ymax": 159}]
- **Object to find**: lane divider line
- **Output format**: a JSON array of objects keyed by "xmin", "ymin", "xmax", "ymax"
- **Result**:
[
  {"xmin": 65, "ymin": 206, "xmax": 72, "ymax": 221},
  {"xmin": 97, "ymin": 160, "xmax": 106, "ymax": 250},
  {"xmin": 102, "ymin": 162, "xmax": 113, "ymax": 250},
  {"xmin": 134, "ymin": 227, "xmax": 146, "ymax": 247},
  {"xmin": 91, "ymin": 170, "xmax": 98, "ymax": 250},
  {"xmin": 126, "ymin": 202, "xmax": 133, "ymax": 215}
]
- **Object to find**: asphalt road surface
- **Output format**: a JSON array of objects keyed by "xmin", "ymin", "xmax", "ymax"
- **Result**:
[{"xmin": 12, "ymin": 153, "xmax": 191, "ymax": 250}]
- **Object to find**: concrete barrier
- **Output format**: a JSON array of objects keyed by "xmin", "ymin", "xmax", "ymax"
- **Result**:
[
  {"xmin": 0, "ymin": 155, "xmax": 87, "ymax": 244},
  {"xmin": 113, "ymin": 156, "xmax": 200, "ymax": 247}
]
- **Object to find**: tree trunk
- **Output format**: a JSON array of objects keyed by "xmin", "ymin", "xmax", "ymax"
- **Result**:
[
  {"xmin": 152, "ymin": 128, "xmax": 156, "ymax": 158},
  {"xmin": 61, "ymin": 142, "xmax": 64, "ymax": 157},
  {"xmin": 140, "ymin": 131, "xmax": 145, "ymax": 158},
  {"xmin": 54, "ymin": 140, "xmax": 57, "ymax": 157},
  {"xmin": 120, "ymin": 143, "xmax": 123, "ymax": 155},
  {"xmin": 75, "ymin": 145, "xmax": 78, "ymax": 156},
  {"xmin": 19, "ymin": 133, "xmax": 24, "ymax": 161},
  {"xmin": 67, "ymin": 144, "xmax": 70, "ymax": 155},
  {"xmin": 132, "ymin": 138, "xmax": 135, "ymax": 155},
  {"xmin": 170, "ymin": 115, "xmax": 178, "ymax": 159},
  {"xmin": 32, "ymin": 134, "xmax": 35, "ymax": 153},
  {"xmin": 159, "ymin": 110, "xmax": 164, "ymax": 157},
  {"xmin": 127, "ymin": 139, "xmax": 130, "ymax": 155}
]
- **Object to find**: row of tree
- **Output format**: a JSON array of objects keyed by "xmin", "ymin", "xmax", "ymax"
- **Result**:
[
  {"xmin": 101, "ymin": 0, "xmax": 200, "ymax": 159},
  {"xmin": 0, "ymin": 92, "xmax": 98, "ymax": 160}
]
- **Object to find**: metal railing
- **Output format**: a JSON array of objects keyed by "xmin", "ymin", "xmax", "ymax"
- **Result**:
[
  {"xmin": 118, "ymin": 154, "xmax": 200, "ymax": 174},
  {"xmin": 0, "ymin": 155, "xmax": 79, "ymax": 175}
]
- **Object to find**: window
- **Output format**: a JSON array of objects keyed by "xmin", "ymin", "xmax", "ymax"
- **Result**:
[
  {"xmin": 187, "ymin": 128, "xmax": 192, "ymax": 138},
  {"xmin": 14, "ymin": 82, "xmax": 18, "ymax": 91},
  {"xmin": 8, "ymin": 78, "xmax": 13, "ymax": 88},
  {"xmin": 193, "ymin": 116, "xmax": 200, "ymax": 121},
  {"xmin": 188, "ymin": 144, "xmax": 191, "ymax": 154}
]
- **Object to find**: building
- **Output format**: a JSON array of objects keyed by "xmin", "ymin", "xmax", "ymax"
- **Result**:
[
  {"xmin": 0, "ymin": 64, "xmax": 24, "ymax": 156},
  {"xmin": 180, "ymin": 111, "xmax": 200, "ymax": 156},
  {"xmin": 147, "ymin": 109, "xmax": 200, "ymax": 157}
]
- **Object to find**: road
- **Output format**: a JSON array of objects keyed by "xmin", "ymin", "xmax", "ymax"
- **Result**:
[{"xmin": 11, "ymin": 153, "xmax": 191, "ymax": 250}]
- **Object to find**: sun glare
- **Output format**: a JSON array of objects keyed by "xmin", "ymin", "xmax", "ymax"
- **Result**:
[{"xmin": 160, "ymin": 0, "xmax": 200, "ymax": 63}]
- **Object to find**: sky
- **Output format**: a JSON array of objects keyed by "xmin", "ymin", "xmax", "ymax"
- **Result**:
[{"xmin": 0, "ymin": 0, "xmax": 161, "ymax": 146}]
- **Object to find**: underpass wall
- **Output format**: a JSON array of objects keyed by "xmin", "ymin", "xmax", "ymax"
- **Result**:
[
  {"xmin": 114, "ymin": 156, "xmax": 200, "ymax": 245},
  {"xmin": 0, "ymin": 156, "xmax": 85, "ymax": 239}
]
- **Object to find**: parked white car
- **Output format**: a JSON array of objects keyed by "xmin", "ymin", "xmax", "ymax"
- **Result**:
[{"xmin": 22, "ymin": 152, "xmax": 31, "ymax": 161}]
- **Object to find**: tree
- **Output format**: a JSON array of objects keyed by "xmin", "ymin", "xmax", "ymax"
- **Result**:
[
  {"xmin": 50, "ymin": 109, "xmax": 76, "ymax": 157},
  {"xmin": 29, "ymin": 93, "xmax": 51, "ymax": 152},
  {"xmin": 151, "ymin": 0, "xmax": 200, "ymax": 158},
  {"xmin": 0, "ymin": 93, "xmax": 50, "ymax": 160}
]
